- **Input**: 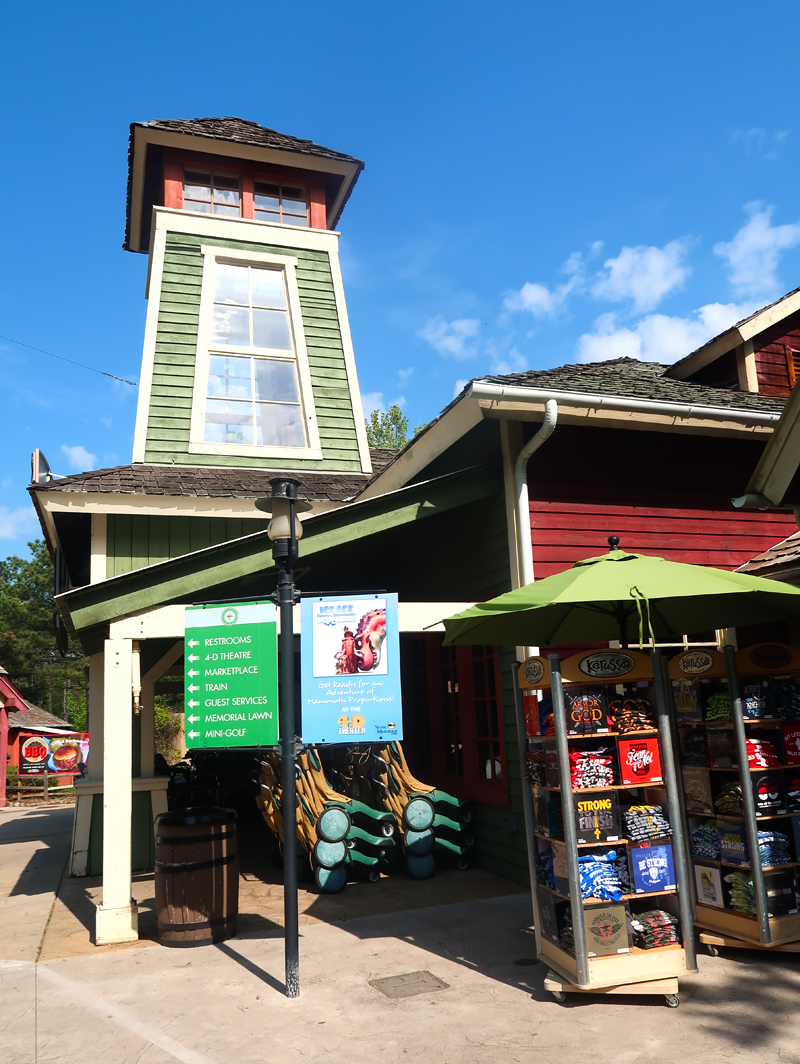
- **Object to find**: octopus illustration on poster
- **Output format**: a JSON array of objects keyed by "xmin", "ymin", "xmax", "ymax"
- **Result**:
[{"xmin": 334, "ymin": 608, "xmax": 386, "ymax": 674}]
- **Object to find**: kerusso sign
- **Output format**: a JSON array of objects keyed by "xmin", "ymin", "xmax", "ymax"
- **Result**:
[
  {"xmin": 184, "ymin": 602, "xmax": 279, "ymax": 749},
  {"xmin": 578, "ymin": 652, "xmax": 636, "ymax": 679}
]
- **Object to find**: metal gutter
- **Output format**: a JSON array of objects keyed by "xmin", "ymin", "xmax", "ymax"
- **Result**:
[{"xmin": 468, "ymin": 381, "xmax": 783, "ymax": 426}]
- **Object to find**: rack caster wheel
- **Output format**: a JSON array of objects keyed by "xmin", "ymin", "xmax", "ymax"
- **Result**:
[
  {"xmin": 665, "ymin": 995, "xmax": 680, "ymax": 1008},
  {"xmin": 706, "ymin": 944, "xmax": 719, "ymax": 957},
  {"xmin": 551, "ymin": 991, "xmax": 566, "ymax": 1003}
]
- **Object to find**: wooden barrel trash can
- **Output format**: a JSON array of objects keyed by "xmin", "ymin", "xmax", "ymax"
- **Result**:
[{"xmin": 155, "ymin": 807, "xmax": 239, "ymax": 947}]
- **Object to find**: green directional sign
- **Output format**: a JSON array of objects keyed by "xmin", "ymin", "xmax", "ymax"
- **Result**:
[{"xmin": 184, "ymin": 601, "xmax": 279, "ymax": 749}]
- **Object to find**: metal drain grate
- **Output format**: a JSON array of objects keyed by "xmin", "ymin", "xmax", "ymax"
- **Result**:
[{"xmin": 369, "ymin": 970, "xmax": 450, "ymax": 999}]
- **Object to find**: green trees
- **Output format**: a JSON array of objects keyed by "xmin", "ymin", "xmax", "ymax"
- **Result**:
[
  {"xmin": 0, "ymin": 540, "xmax": 87, "ymax": 727},
  {"xmin": 365, "ymin": 404, "xmax": 409, "ymax": 449}
]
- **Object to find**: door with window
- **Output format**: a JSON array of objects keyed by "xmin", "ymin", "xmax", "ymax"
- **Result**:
[{"xmin": 422, "ymin": 636, "xmax": 508, "ymax": 805}]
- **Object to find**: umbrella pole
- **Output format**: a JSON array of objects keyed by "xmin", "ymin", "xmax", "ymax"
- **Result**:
[
  {"xmin": 512, "ymin": 673, "xmax": 543, "ymax": 943},
  {"xmin": 652, "ymin": 649, "xmax": 698, "ymax": 971},
  {"xmin": 548, "ymin": 652, "xmax": 590, "ymax": 987},
  {"xmin": 723, "ymin": 644, "xmax": 772, "ymax": 944}
]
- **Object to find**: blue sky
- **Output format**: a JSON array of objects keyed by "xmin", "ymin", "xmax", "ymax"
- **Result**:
[{"xmin": 3, "ymin": 2, "xmax": 800, "ymax": 558}]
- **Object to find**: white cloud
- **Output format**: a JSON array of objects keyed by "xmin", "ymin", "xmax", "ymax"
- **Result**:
[
  {"xmin": 504, "ymin": 250, "xmax": 588, "ymax": 318},
  {"xmin": 0, "ymin": 506, "xmax": 38, "ymax": 540},
  {"xmin": 576, "ymin": 302, "xmax": 756, "ymax": 365},
  {"xmin": 61, "ymin": 444, "xmax": 97, "ymax": 471},
  {"xmin": 731, "ymin": 128, "xmax": 790, "ymax": 161},
  {"xmin": 453, "ymin": 378, "xmax": 470, "ymax": 398},
  {"xmin": 714, "ymin": 202, "xmax": 800, "ymax": 300},
  {"xmin": 360, "ymin": 392, "xmax": 406, "ymax": 416},
  {"xmin": 361, "ymin": 392, "xmax": 385, "ymax": 415},
  {"xmin": 397, "ymin": 367, "xmax": 414, "ymax": 386},
  {"xmin": 592, "ymin": 240, "xmax": 690, "ymax": 312},
  {"xmin": 418, "ymin": 317, "xmax": 480, "ymax": 359}
]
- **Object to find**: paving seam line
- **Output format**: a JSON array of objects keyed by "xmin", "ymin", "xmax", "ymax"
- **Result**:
[{"xmin": 37, "ymin": 965, "xmax": 219, "ymax": 1064}]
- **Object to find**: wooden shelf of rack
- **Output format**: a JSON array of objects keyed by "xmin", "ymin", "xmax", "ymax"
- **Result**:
[
  {"xmin": 528, "ymin": 729, "xmax": 658, "ymax": 742},
  {"xmin": 537, "ymin": 883, "xmax": 677, "ymax": 903},
  {"xmin": 538, "ymin": 937, "xmax": 687, "ymax": 992},
  {"xmin": 692, "ymin": 857, "xmax": 800, "ymax": 872},
  {"xmin": 695, "ymin": 904, "xmax": 800, "ymax": 947}
]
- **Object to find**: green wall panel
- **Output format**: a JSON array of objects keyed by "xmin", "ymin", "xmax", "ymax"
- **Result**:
[
  {"xmin": 143, "ymin": 232, "xmax": 363, "ymax": 472},
  {"xmin": 107, "ymin": 514, "xmax": 269, "ymax": 577}
]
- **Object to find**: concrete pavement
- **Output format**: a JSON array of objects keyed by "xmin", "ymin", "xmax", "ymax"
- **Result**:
[{"xmin": 3, "ymin": 806, "xmax": 800, "ymax": 1064}]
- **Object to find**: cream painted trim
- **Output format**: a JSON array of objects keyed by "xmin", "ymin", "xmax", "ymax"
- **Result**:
[
  {"xmin": 669, "ymin": 289, "xmax": 800, "ymax": 381},
  {"xmin": 478, "ymin": 399, "xmax": 774, "ymax": 438},
  {"xmin": 90, "ymin": 514, "xmax": 107, "ymax": 584},
  {"xmin": 133, "ymin": 228, "xmax": 166, "ymax": 462},
  {"xmin": 75, "ymin": 777, "xmax": 169, "ymax": 796},
  {"xmin": 188, "ymin": 247, "xmax": 322, "ymax": 461},
  {"xmin": 108, "ymin": 601, "xmax": 474, "ymax": 641},
  {"xmin": 358, "ymin": 398, "xmax": 485, "ymax": 500},
  {"xmin": 329, "ymin": 247, "xmax": 371, "ymax": 473},
  {"xmin": 129, "ymin": 126, "xmax": 359, "ymax": 252},
  {"xmin": 153, "ymin": 206, "xmax": 340, "ymax": 254},
  {"xmin": 499, "ymin": 421, "xmax": 523, "ymax": 592},
  {"xmin": 743, "ymin": 339, "xmax": 759, "ymax": 391},
  {"xmin": 35, "ymin": 491, "xmax": 344, "ymax": 520}
]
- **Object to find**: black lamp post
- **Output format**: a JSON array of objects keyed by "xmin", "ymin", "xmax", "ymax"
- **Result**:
[{"xmin": 256, "ymin": 476, "xmax": 311, "ymax": 998}]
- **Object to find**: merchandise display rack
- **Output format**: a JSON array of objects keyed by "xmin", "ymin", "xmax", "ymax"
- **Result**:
[
  {"xmin": 672, "ymin": 642, "xmax": 800, "ymax": 953},
  {"xmin": 514, "ymin": 648, "xmax": 696, "ymax": 1006}
]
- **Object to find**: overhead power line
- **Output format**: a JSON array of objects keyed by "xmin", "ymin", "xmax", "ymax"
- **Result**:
[{"xmin": 0, "ymin": 334, "xmax": 139, "ymax": 386}]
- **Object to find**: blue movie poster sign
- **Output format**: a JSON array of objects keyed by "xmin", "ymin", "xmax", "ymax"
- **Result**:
[{"xmin": 300, "ymin": 593, "xmax": 403, "ymax": 744}]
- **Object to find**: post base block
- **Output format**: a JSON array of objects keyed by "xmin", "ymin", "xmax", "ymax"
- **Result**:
[{"xmin": 96, "ymin": 901, "xmax": 139, "ymax": 945}]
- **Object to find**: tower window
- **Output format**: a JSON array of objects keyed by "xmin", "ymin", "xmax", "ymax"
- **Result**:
[
  {"xmin": 183, "ymin": 171, "xmax": 241, "ymax": 217},
  {"xmin": 254, "ymin": 181, "xmax": 308, "ymax": 226}
]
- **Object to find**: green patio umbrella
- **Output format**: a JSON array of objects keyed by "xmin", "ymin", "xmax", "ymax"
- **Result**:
[{"xmin": 443, "ymin": 539, "xmax": 800, "ymax": 647}]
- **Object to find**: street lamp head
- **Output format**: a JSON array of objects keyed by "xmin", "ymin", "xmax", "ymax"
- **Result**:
[{"xmin": 255, "ymin": 477, "xmax": 311, "ymax": 542}]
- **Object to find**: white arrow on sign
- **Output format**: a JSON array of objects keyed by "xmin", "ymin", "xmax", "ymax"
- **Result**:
[
  {"xmin": 188, "ymin": 684, "xmax": 199, "ymax": 693},
  {"xmin": 188, "ymin": 669, "xmax": 199, "ymax": 677},
  {"xmin": 188, "ymin": 714, "xmax": 200, "ymax": 724},
  {"xmin": 188, "ymin": 654, "xmax": 200, "ymax": 662},
  {"xmin": 188, "ymin": 730, "xmax": 200, "ymax": 740},
  {"xmin": 188, "ymin": 639, "xmax": 199, "ymax": 647},
  {"xmin": 188, "ymin": 699, "xmax": 200, "ymax": 708}
]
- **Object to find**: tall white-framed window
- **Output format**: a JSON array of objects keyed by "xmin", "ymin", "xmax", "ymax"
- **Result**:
[{"xmin": 189, "ymin": 247, "xmax": 322, "ymax": 459}]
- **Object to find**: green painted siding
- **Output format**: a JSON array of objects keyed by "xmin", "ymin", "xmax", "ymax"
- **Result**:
[
  {"xmin": 106, "ymin": 514, "xmax": 268, "ymax": 577},
  {"xmin": 144, "ymin": 232, "xmax": 363, "ymax": 471}
]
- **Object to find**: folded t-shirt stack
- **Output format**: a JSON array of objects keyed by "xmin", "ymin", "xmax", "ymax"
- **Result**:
[
  {"xmin": 623, "ymin": 804, "xmax": 672, "ymax": 842},
  {"xmin": 714, "ymin": 781, "xmax": 744, "ymax": 816},
  {"xmin": 525, "ymin": 750, "xmax": 546, "ymax": 786},
  {"xmin": 536, "ymin": 849, "xmax": 555, "ymax": 887},
  {"xmin": 613, "ymin": 851, "xmax": 633, "ymax": 895},
  {"xmin": 559, "ymin": 908, "xmax": 574, "ymax": 952},
  {"xmin": 683, "ymin": 731, "xmax": 709, "ymax": 767},
  {"xmin": 609, "ymin": 698, "xmax": 656, "ymax": 733},
  {"xmin": 691, "ymin": 819, "xmax": 720, "ymax": 860},
  {"xmin": 746, "ymin": 738, "xmax": 781, "ymax": 767},
  {"xmin": 630, "ymin": 909, "xmax": 680, "ymax": 949},
  {"xmin": 569, "ymin": 747, "xmax": 616, "ymax": 789},
  {"xmin": 758, "ymin": 830, "xmax": 791, "ymax": 867},
  {"xmin": 705, "ymin": 692, "xmax": 732, "ymax": 721},
  {"xmin": 724, "ymin": 871, "xmax": 756, "ymax": 914},
  {"xmin": 578, "ymin": 851, "xmax": 623, "ymax": 901}
]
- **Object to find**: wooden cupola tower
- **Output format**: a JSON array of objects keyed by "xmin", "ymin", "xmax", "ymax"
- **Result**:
[{"xmin": 125, "ymin": 118, "xmax": 371, "ymax": 475}]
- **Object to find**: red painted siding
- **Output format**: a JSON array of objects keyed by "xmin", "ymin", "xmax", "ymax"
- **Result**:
[
  {"xmin": 523, "ymin": 422, "xmax": 797, "ymax": 578},
  {"xmin": 529, "ymin": 500, "xmax": 796, "ymax": 578},
  {"xmin": 753, "ymin": 312, "xmax": 800, "ymax": 396}
]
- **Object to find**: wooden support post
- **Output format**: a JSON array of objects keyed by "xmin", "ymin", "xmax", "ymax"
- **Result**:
[
  {"xmin": 0, "ymin": 703, "xmax": 8, "ymax": 809},
  {"xmin": 95, "ymin": 637, "xmax": 138, "ymax": 945}
]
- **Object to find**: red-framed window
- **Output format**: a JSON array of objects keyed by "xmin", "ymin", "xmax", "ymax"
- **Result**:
[{"xmin": 417, "ymin": 636, "xmax": 508, "ymax": 805}]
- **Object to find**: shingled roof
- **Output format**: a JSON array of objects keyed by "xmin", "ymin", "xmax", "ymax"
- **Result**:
[
  {"xmin": 133, "ymin": 117, "xmax": 362, "ymax": 164},
  {"xmin": 28, "ymin": 458, "xmax": 394, "ymax": 504},
  {"xmin": 477, "ymin": 358, "xmax": 787, "ymax": 414},
  {"xmin": 736, "ymin": 531, "xmax": 800, "ymax": 579},
  {"xmin": 7, "ymin": 702, "xmax": 77, "ymax": 732}
]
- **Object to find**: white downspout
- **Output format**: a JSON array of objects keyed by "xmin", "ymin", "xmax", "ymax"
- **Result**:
[{"xmin": 515, "ymin": 399, "xmax": 558, "ymax": 659}]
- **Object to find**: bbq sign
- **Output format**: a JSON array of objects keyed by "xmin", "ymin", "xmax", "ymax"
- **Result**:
[
  {"xmin": 20, "ymin": 736, "xmax": 50, "ymax": 774},
  {"xmin": 301, "ymin": 594, "xmax": 403, "ymax": 744}
]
